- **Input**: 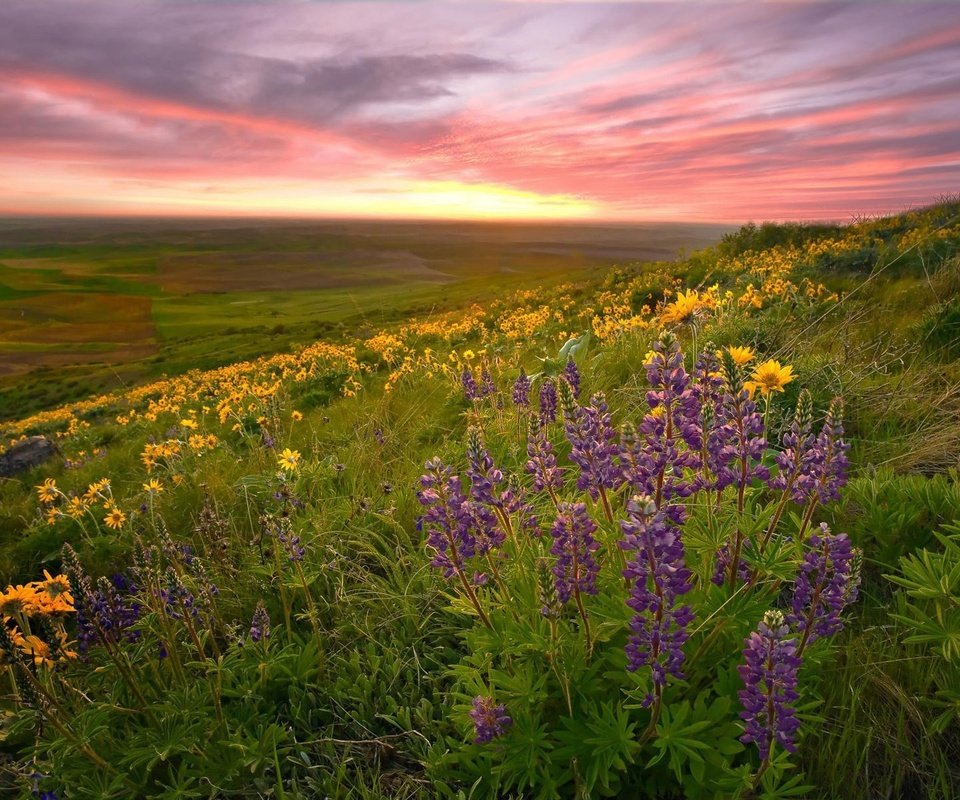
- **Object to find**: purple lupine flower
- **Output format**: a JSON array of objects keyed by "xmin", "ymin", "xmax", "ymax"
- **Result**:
[
  {"xmin": 738, "ymin": 610, "xmax": 802, "ymax": 762},
  {"xmin": 710, "ymin": 540, "xmax": 754, "ymax": 586},
  {"xmin": 279, "ymin": 529, "xmax": 305, "ymax": 562},
  {"xmin": 802, "ymin": 398, "xmax": 851, "ymax": 506},
  {"xmin": 768, "ymin": 389, "xmax": 817, "ymax": 503},
  {"xmin": 466, "ymin": 427, "xmax": 505, "ymax": 508},
  {"xmin": 564, "ymin": 356, "xmax": 581, "ymax": 398},
  {"xmin": 469, "ymin": 696, "xmax": 513, "ymax": 744},
  {"xmin": 512, "ymin": 368, "xmax": 531, "ymax": 408},
  {"xmin": 538, "ymin": 378, "xmax": 557, "ymax": 425},
  {"xmin": 693, "ymin": 348, "xmax": 726, "ymax": 409},
  {"xmin": 559, "ymin": 382, "xmax": 621, "ymax": 502},
  {"xmin": 621, "ymin": 333, "xmax": 701, "ymax": 507},
  {"xmin": 525, "ymin": 419, "xmax": 564, "ymax": 497},
  {"xmin": 418, "ymin": 457, "xmax": 476, "ymax": 579},
  {"xmin": 707, "ymin": 386, "xmax": 769, "ymax": 492},
  {"xmin": 692, "ymin": 348, "xmax": 726, "ymax": 487},
  {"xmin": 249, "ymin": 600, "xmax": 271, "ymax": 643},
  {"xmin": 480, "ymin": 366, "xmax": 497, "ymax": 397},
  {"xmin": 461, "ymin": 369, "xmax": 479, "ymax": 402},
  {"xmin": 465, "ymin": 427, "xmax": 510, "ymax": 551},
  {"xmin": 787, "ymin": 525, "xmax": 860, "ymax": 650},
  {"xmin": 161, "ymin": 572, "xmax": 200, "ymax": 620},
  {"xmin": 468, "ymin": 501, "xmax": 506, "ymax": 555},
  {"xmin": 620, "ymin": 496, "xmax": 694, "ymax": 701},
  {"xmin": 550, "ymin": 502, "xmax": 601, "ymax": 604},
  {"xmin": 75, "ymin": 574, "xmax": 143, "ymax": 653}
]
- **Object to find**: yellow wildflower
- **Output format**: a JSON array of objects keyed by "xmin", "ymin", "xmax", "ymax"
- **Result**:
[
  {"xmin": 721, "ymin": 346, "xmax": 756, "ymax": 366},
  {"xmin": 36, "ymin": 478, "xmax": 58, "ymax": 504},
  {"xmin": 291, "ymin": 410, "xmax": 303, "ymax": 422},
  {"xmin": 37, "ymin": 571, "xmax": 73, "ymax": 606},
  {"xmin": 104, "ymin": 506, "xmax": 127, "ymax": 530},
  {"xmin": 745, "ymin": 360, "xmax": 795, "ymax": 398},
  {"xmin": 660, "ymin": 290, "xmax": 703, "ymax": 325},
  {"xmin": 142, "ymin": 478, "xmax": 164, "ymax": 495},
  {"xmin": 277, "ymin": 448, "xmax": 301, "ymax": 472}
]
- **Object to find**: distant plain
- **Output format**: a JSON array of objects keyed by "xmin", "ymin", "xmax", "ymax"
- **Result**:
[{"xmin": 0, "ymin": 218, "xmax": 730, "ymax": 419}]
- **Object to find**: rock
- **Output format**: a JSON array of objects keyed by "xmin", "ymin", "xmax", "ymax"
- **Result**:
[{"xmin": 0, "ymin": 436, "xmax": 57, "ymax": 477}]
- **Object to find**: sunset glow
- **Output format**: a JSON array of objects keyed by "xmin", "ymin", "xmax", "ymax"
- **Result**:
[{"xmin": 2, "ymin": 1, "xmax": 959, "ymax": 222}]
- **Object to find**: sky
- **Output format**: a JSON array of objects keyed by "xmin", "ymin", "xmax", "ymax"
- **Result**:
[{"xmin": 1, "ymin": 1, "xmax": 959, "ymax": 223}]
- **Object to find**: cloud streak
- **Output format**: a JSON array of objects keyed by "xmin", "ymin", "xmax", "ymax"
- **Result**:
[{"xmin": 1, "ymin": 1, "xmax": 959, "ymax": 221}]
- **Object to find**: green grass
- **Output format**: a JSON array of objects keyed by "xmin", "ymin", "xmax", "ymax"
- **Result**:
[{"xmin": 0, "ymin": 219, "xmax": 725, "ymax": 419}]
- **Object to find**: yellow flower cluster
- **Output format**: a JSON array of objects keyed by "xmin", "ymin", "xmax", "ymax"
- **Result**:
[
  {"xmin": 498, "ymin": 305, "xmax": 553, "ymax": 339},
  {"xmin": 35, "ymin": 477, "xmax": 126, "ymax": 528},
  {"xmin": 0, "ymin": 571, "xmax": 77, "ymax": 668}
]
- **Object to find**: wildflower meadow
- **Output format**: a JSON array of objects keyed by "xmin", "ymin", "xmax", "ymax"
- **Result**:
[{"xmin": 1, "ymin": 201, "xmax": 959, "ymax": 797}]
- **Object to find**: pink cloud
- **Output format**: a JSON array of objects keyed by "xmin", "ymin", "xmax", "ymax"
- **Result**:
[{"xmin": 0, "ymin": 1, "xmax": 958, "ymax": 221}]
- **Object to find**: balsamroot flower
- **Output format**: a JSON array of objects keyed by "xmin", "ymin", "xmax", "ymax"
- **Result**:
[
  {"xmin": 738, "ymin": 610, "xmax": 802, "ymax": 762},
  {"xmin": 620, "ymin": 496, "xmax": 694, "ymax": 699},
  {"xmin": 550, "ymin": 502, "xmax": 600, "ymax": 604},
  {"xmin": 745, "ymin": 359, "xmax": 795, "ymax": 399},
  {"xmin": 512, "ymin": 368, "xmax": 531, "ymax": 408},
  {"xmin": 722, "ymin": 345, "xmax": 755, "ymax": 367},
  {"xmin": 788, "ymin": 525, "xmax": 860, "ymax": 652},
  {"xmin": 470, "ymin": 696, "xmax": 513, "ymax": 744},
  {"xmin": 660, "ymin": 290, "xmax": 703, "ymax": 326},
  {"xmin": 538, "ymin": 378, "xmax": 558, "ymax": 426},
  {"xmin": 276, "ymin": 448, "xmax": 300, "ymax": 473}
]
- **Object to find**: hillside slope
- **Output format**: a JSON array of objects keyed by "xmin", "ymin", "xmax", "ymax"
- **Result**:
[{"xmin": 1, "ymin": 200, "xmax": 959, "ymax": 799}]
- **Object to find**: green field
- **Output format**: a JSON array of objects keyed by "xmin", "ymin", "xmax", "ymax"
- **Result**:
[{"xmin": 0, "ymin": 218, "xmax": 728, "ymax": 418}]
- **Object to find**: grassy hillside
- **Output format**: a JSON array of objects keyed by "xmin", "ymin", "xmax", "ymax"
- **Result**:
[
  {"xmin": 0, "ymin": 219, "xmax": 727, "ymax": 419},
  {"xmin": 1, "ymin": 201, "xmax": 959, "ymax": 798}
]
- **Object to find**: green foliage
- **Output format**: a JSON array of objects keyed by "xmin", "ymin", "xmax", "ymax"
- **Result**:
[{"xmin": 826, "ymin": 468, "xmax": 960, "ymax": 567}]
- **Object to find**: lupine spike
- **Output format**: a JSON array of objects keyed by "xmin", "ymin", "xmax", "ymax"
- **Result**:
[
  {"xmin": 738, "ymin": 610, "xmax": 802, "ymax": 762},
  {"xmin": 536, "ymin": 557, "xmax": 561, "ymax": 619},
  {"xmin": 538, "ymin": 378, "xmax": 557, "ymax": 425},
  {"xmin": 788, "ymin": 524, "xmax": 859, "ymax": 649},
  {"xmin": 564, "ymin": 356, "xmax": 581, "ymax": 398},
  {"xmin": 512, "ymin": 368, "xmax": 531, "ymax": 408},
  {"xmin": 549, "ymin": 502, "xmax": 600, "ymax": 604},
  {"xmin": 470, "ymin": 696, "xmax": 513, "ymax": 744},
  {"xmin": 794, "ymin": 388, "xmax": 813, "ymax": 433},
  {"xmin": 557, "ymin": 375, "xmax": 578, "ymax": 419},
  {"xmin": 621, "ymin": 495, "xmax": 694, "ymax": 700},
  {"xmin": 249, "ymin": 600, "xmax": 271, "ymax": 643}
]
